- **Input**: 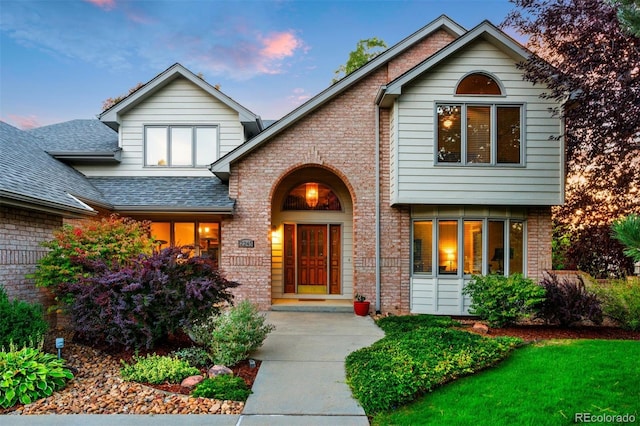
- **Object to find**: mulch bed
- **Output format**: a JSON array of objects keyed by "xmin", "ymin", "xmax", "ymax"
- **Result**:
[{"xmin": 459, "ymin": 321, "xmax": 640, "ymax": 341}]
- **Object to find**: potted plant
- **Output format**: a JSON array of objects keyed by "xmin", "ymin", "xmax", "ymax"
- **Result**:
[{"xmin": 353, "ymin": 293, "xmax": 370, "ymax": 316}]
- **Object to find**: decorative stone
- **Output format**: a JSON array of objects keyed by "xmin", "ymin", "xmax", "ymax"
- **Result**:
[
  {"xmin": 180, "ymin": 375, "xmax": 204, "ymax": 388},
  {"xmin": 208, "ymin": 365, "xmax": 233, "ymax": 378},
  {"xmin": 472, "ymin": 322, "xmax": 490, "ymax": 334}
]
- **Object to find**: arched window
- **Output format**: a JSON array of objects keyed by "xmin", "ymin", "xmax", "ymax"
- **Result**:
[
  {"xmin": 283, "ymin": 183, "xmax": 342, "ymax": 211},
  {"xmin": 456, "ymin": 73, "xmax": 502, "ymax": 95}
]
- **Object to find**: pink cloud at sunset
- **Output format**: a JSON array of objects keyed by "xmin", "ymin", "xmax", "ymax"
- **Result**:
[
  {"xmin": 84, "ymin": 0, "xmax": 116, "ymax": 10},
  {"xmin": 260, "ymin": 32, "xmax": 301, "ymax": 60}
]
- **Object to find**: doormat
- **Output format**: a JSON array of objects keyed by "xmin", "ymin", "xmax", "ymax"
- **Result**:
[{"xmin": 298, "ymin": 299, "xmax": 326, "ymax": 301}]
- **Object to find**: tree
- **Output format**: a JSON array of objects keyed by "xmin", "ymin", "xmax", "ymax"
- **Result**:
[
  {"xmin": 504, "ymin": 0, "xmax": 640, "ymax": 277},
  {"xmin": 613, "ymin": 0, "xmax": 640, "ymax": 36},
  {"xmin": 332, "ymin": 37, "xmax": 387, "ymax": 83},
  {"xmin": 612, "ymin": 214, "xmax": 640, "ymax": 261}
]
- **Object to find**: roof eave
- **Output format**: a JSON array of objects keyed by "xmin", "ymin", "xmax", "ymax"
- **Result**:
[
  {"xmin": 0, "ymin": 192, "xmax": 98, "ymax": 218},
  {"xmin": 48, "ymin": 150, "xmax": 122, "ymax": 164},
  {"xmin": 113, "ymin": 205, "xmax": 235, "ymax": 215}
]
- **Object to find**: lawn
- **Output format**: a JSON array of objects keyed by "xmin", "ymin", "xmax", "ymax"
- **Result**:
[{"xmin": 373, "ymin": 339, "xmax": 640, "ymax": 425}]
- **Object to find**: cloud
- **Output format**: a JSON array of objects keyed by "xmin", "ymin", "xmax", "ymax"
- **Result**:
[
  {"xmin": 260, "ymin": 32, "xmax": 301, "ymax": 60},
  {"xmin": 83, "ymin": 0, "xmax": 116, "ymax": 11},
  {"xmin": 6, "ymin": 114, "xmax": 41, "ymax": 130}
]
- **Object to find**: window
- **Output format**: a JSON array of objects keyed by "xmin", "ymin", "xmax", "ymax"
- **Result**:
[
  {"xmin": 412, "ymin": 219, "xmax": 524, "ymax": 277},
  {"xmin": 150, "ymin": 221, "xmax": 220, "ymax": 264},
  {"xmin": 283, "ymin": 183, "xmax": 342, "ymax": 211},
  {"xmin": 145, "ymin": 125, "xmax": 218, "ymax": 167},
  {"xmin": 437, "ymin": 104, "xmax": 522, "ymax": 165},
  {"xmin": 456, "ymin": 73, "xmax": 502, "ymax": 95}
]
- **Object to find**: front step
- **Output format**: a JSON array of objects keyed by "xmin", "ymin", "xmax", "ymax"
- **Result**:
[{"xmin": 271, "ymin": 299, "xmax": 354, "ymax": 313}]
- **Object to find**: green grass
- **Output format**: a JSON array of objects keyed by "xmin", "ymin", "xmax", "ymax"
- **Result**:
[{"xmin": 373, "ymin": 339, "xmax": 640, "ymax": 426}]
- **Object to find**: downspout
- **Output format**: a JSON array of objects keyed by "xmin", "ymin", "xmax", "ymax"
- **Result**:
[{"xmin": 375, "ymin": 104, "xmax": 382, "ymax": 314}]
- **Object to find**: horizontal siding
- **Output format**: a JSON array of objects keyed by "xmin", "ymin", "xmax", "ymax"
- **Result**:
[
  {"xmin": 78, "ymin": 78, "xmax": 245, "ymax": 177},
  {"xmin": 411, "ymin": 276, "xmax": 472, "ymax": 315},
  {"xmin": 395, "ymin": 39, "xmax": 563, "ymax": 206}
]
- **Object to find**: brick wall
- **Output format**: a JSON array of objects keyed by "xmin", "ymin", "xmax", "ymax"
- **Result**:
[
  {"xmin": 526, "ymin": 206, "xmax": 553, "ymax": 281},
  {"xmin": 0, "ymin": 205, "xmax": 61, "ymax": 320},
  {"xmin": 224, "ymin": 31, "xmax": 456, "ymax": 312}
]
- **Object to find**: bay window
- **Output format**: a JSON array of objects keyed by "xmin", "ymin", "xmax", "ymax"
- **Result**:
[
  {"xmin": 145, "ymin": 125, "xmax": 218, "ymax": 167},
  {"xmin": 412, "ymin": 218, "xmax": 524, "ymax": 276}
]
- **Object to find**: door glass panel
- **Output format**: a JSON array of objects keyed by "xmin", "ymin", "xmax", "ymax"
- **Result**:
[{"xmin": 438, "ymin": 221, "xmax": 458, "ymax": 275}]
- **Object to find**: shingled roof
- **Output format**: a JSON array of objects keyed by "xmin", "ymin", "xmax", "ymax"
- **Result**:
[
  {"xmin": 87, "ymin": 176, "xmax": 235, "ymax": 213},
  {"xmin": 27, "ymin": 119, "xmax": 121, "ymax": 163},
  {"xmin": 0, "ymin": 122, "xmax": 108, "ymax": 216}
]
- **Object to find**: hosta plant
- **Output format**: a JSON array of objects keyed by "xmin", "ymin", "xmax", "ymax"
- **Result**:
[{"xmin": 0, "ymin": 345, "xmax": 74, "ymax": 408}]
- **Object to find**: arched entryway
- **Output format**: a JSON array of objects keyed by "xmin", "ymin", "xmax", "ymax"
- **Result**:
[{"xmin": 270, "ymin": 166, "xmax": 353, "ymax": 304}]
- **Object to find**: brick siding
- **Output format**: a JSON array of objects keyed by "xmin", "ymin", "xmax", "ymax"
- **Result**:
[{"xmin": 0, "ymin": 205, "xmax": 61, "ymax": 322}]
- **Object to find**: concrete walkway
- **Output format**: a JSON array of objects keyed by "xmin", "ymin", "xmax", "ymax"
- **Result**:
[{"xmin": 3, "ymin": 311, "xmax": 384, "ymax": 426}]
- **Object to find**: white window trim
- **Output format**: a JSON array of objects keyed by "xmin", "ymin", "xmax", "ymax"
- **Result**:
[
  {"xmin": 434, "ymin": 102, "xmax": 525, "ymax": 167},
  {"xmin": 144, "ymin": 124, "xmax": 219, "ymax": 168}
]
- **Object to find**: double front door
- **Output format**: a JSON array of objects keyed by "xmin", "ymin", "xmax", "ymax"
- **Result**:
[{"xmin": 284, "ymin": 224, "xmax": 341, "ymax": 294}]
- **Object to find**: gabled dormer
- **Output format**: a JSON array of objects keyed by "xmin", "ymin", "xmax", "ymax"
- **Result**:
[{"xmin": 92, "ymin": 63, "xmax": 263, "ymax": 177}]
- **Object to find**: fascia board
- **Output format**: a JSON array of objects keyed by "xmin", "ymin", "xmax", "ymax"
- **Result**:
[{"xmin": 0, "ymin": 192, "xmax": 98, "ymax": 217}]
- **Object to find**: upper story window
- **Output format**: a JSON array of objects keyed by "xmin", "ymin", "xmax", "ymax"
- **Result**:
[
  {"xmin": 456, "ymin": 73, "xmax": 502, "ymax": 95},
  {"xmin": 145, "ymin": 125, "xmax": 218, "ymax": 167},
  {"xmin": 437, "ymin": 103, "xmax": 522, "ymax": 165}
]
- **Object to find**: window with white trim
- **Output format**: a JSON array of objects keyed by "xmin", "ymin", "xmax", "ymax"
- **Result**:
[
  {"xmin": 412, "ymin": 218, "xmax": 525, "ymax": 276},
  {"xmin": 145, "ymin": 125, "xmax": 218, "ymax": 167},
  {"xmin": 436, "ymin": 103, "xmax": 522, "ymax": 165}
]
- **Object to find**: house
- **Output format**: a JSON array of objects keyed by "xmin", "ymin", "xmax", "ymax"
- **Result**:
[{"xmin": 1, "ymin": 15, "xmax": 563, "ymax": 315}]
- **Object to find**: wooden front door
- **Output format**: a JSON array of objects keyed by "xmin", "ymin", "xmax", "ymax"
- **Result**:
[
  {"xmin": 283, "ymin": 224, "xmax": 341, "ymax": 294},
  {"xmin": 297, "ymin": 225, "xmax": 327, "ymax": 289}
]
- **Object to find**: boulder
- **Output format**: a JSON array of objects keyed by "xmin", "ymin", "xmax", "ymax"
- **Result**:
[
  {"xmin": 208, "ymin": 365, "xmax": 233, "ymax": 378},
  {"xmin": 180, "ymin": 375, "xmax": 204, "ymax": 388},
  {"xmin": 472, "ymin": 322, "xmax": 490, "ymax": 334}
]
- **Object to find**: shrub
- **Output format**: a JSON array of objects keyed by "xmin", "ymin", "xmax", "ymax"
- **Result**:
[
  {"xmin": 64, "ymin": 246, "xmax": 239, "ymax": 349},
  {"xmin": 32, "ymin": 215, "xmax": 156, "ymax": 307},
  {"xmin": 120, "ymin": 354, "xmax": 199, "ymax": 385},
  {"xmin": 188, "ymin": 300, "xmax": 275, "ymax": 366},
  {"xmin": 345, "ymin": 325, "xmax": 522, "ymax": 414},
  {"xmin": 536, "ymin": 273, "xmax": 603, "ymax": 326},
  {"xmin": 375, "ymin": 314, "xmax": 459, "ymax": 334},
  {"xmin": 171, "ymin": 347, "xmax": 211, "ymax": 369},
  {"xmin": 611, "ymin": 214, "xmax": 640, "ymax": 262},
  {"xmin": 191, "ymin": 375, "xmax": 251, "ymax": 401},
  {"xmin": 0, "ymin": 286, "xmax": 48, "ymax": 350},
  {"xmin": 463, "ymin": 274, "xmax": 546, "ymax": 327},
  {"xmin": 0, "ymin": 346, "xmax": 74, "ymax": 408},
  {"xmin": 592, "ymin": 278, "xmax": 640, "ymax": 331}
]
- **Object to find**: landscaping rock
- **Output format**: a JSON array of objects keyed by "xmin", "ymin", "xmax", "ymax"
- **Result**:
[
  {"xmin": 180, "ymin": 375, "xmax": 204, "ymax": 388},
  {"xmin": 208, "ymin": 365, "xmax": 233, "ymax": 378},
  {"xmin": 472, "ymin": 322, "xmax": 490, "ymax": 334}
]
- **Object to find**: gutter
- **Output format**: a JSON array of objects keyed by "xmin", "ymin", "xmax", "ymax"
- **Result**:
[
  {"xmin": 375, "ymin": 105, "xmax": 381, "ymax": 314},
  {"xmin": 0, "ymin": 191, "xmax": 97, "ymax": 218},
  {"xmin": 113, "ymin": 205, "xmax": 235, "ymax": 215}
]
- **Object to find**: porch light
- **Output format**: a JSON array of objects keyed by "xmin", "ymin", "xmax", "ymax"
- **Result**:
[{"xmin": 305, "ymin": 183, "xmax": 319, "ymax": 208}]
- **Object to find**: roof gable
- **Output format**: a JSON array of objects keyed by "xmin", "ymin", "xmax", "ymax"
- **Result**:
[
  {"xmin": 99, "ymin": 63, "xmax": 262, "ymax": 135},
  {"xmin": 377, "ymin": 21, "xmax": 531, "ymax": 106},
  {"xmin": 209, "ymin": 15, "xmax": 467, "ymax": 180}
]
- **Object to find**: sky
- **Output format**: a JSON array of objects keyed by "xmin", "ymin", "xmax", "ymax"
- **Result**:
[{"xmin": 0, "ymin": 0, "xmax": 524, "ymax": 129}]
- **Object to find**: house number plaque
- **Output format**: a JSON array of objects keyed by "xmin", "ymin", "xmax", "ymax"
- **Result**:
[{"xmin": 238, "ymin": 239, "xmax": 255, "ymax": 248}]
